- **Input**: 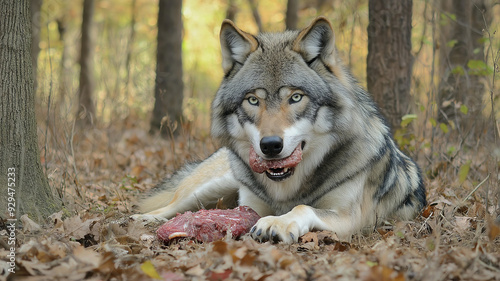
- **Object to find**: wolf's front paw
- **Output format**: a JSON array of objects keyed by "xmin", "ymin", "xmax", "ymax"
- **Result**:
[
  {"xmin": 130, "ymin": 214, "xmax": 166, "ymax": 224},
  {"xmin": 250, "ymin": 215, "xmax": 304, "ymax": 244}
]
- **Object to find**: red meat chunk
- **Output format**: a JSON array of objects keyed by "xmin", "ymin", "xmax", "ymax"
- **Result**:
[
  {"xmin": 157, "ymin": 206, "xmax": 261, "ymax": 243},
  {"xmin": 249, "ymin": 143, "xmax": 303, "ymax": 173}
]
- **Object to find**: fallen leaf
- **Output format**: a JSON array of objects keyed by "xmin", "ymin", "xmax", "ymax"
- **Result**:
[
  {"xmin": 487, "ymin": 217, "xmax": 500, "ymax": 240},
  {"xmin": 316, "ymin": 230, "xmax": 340, "ymax": 244},
  {"xmin": 140, "ymin": 260, "xmax": 161, "ymax": 280},
  {"xmin": 230, "ymin": 245, "xmax": 248, "ymax": 262},
  {"xmin": 185, "ymin": 264, "xmax": 205, "ymax": 277},
  {"xmin": 455, "ymin": 216, "xmax": 472, "ymax": 233},
  {"xmin": 63, "ymin": 215, "xmax": 98, "ymax": 240},
  {"xmin": 299, "ymin": 232, "xmax": 318, "ymax": 247},
  {"xmin": 421, "ymin": 204, "xmax": 435, "ymax": 218},
  {"xmin": 20, "ymin": 214, "xmax": 41, "ymax": 232},
  {"xmin": 363, "ymin": 265, "xmax": 405, "ymax": 281},
  {"xmin": 73, "ymin": 245, "xmax": 102, "ymax": 268},
  {"xmin": 206, "ymin": 268, "xmax": 232, "ymax": 281},
  {"xmin": 212, "ymin": 240, "xmax": 228, "ymax": 255},
  {"xmin": 161, "ymin": 271, "xmax": 184, "ymax": 281},
  {"xmin": 130, "ymin": 165, "xmax": 145, "ymax": 178},
  {"xmin": 49, "ymin": 211, "xmax": 64, "ymax": 232}
]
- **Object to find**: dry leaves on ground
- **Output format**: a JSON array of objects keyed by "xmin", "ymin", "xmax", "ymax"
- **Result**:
[{"xmin": 1, "ymin": 127, "xmax": 499, "ymax": 280}]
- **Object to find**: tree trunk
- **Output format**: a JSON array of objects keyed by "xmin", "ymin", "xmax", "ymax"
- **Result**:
[
  {"xmin": 438, "ymin": 0, "xmax": 489, "ymax": 137},
  {"xmin": 150, "ymin": 0, "xmax": 184, "ymax": 136},
  {"xmin": 57, "ymin": 15, "xmax": 70, "ymax": 103},
  {"xmin": 285, "ymin": 0, "xmax": 299, "ymax": 30},
  {"xmin": 226, "ymin": 0, "xmax": 238, "ymax": 22},
  {"xmin": 247, "ymin": 0, "xmax": 263, "ymax": 32},
  {"xmin": 0, "ymin": 0, "xmax": 61, "ymax": 221},
  {"xmin": 125, "ymin": 0, "xmax": 137, "ymax": 96},
  {"xmin": 367, "ymin": 0, "xmax": 413, "ymax": 131},
  {"xmin": 30, "ymin": 0, "xmax": 42, "ymax": 92},
  {"xmin": 77, "ymin": 0, "xmax": 96, "ymax": 126}
]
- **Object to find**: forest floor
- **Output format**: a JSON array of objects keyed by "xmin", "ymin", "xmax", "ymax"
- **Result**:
[{"xmin": 1, "ymin": 120, "xmax": 499, "ymax": 281}]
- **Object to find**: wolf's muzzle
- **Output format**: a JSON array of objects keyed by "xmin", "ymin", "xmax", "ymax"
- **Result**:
[{"xmin": 260, "ymin": 136, "xmax": 283, "ymax": 157}]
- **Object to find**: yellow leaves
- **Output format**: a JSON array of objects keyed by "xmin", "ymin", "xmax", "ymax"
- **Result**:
[
  {"xmin": 439, "ymin": 122, "xmax": 449, "ymax": 133},
  {"xmin": 458, "ymin": 160, "xmax": 471, "ymax": 185},
  {"xmin": 140, "ymin": 260, "xmax": 161, "ymax": 280},
  {"xmin": 400, "ymin": 114, "xmax": 417, "ymax": 128}
]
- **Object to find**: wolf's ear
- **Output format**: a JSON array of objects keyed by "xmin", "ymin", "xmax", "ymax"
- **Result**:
[
  {"xmin": 293, "ymin": 17, "xmax": 336, "ymax": 67},
  {"xmin": 220, "ymin": 20, "xmax": 259, "ymax": 74}
]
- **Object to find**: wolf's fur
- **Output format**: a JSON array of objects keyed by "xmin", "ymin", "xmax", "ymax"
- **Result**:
[{"xmin": 133, "ymin": 17, "xmax": 426, "ymax": 243}]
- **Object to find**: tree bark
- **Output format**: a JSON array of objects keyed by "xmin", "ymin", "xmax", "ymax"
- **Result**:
[
  {"xmin": 367, "ymin": 0, "xmax": 413, "ymax": 131},
  {"xmin": 57, "ymin": 15, "xmax": 71, "ymax": 102},
  {"xmin": 285, "ymin": 0, "xmax": 299, "ymax": 30},
  {"xmin": 247, "ymin": 0, "xmax": 263, "ymax": 32},
  {"xmin": 30, "ymin": 0, "xmax": 42, "ymax": 92},
  {"xmin": 125, "ymin": 0, "xmax": 137, "ymax": 95},
  {"xmin": 0, "ymin": 0, "xmax": 61, "ymax": 221},
  {"xmin": 150, "ymin": 0, "xmax": 184, "ymax": 136},
  {"xmin": 77, "ymin": 0, "xmax": 96, "ymax": 126}
]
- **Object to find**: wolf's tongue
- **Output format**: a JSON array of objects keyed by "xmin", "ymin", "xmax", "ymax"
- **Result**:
[{"xmin": 249, "ymin": 144, "xmax": 303, "ymax": 174}]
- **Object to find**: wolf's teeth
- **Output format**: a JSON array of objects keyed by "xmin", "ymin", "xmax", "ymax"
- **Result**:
[{"xmin": 266, "ymin": 168, "xmax": 290, "ymax": 176}]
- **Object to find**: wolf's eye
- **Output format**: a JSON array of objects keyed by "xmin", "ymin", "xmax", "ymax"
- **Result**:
[
  {"xmin": 290, "ymin": 93, "xmax": 303, "ymax": 104},
  {"xmin": 247, "ymin": 96, "xmax": 259, "ymax": 106}
]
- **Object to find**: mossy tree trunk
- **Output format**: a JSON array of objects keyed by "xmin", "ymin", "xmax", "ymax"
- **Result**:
[
  {"xmin": 0, "ymin": 0, "xmax": 61, "ymax": 221},
  {"xmin": 30, "ymin": 0, "xmax": 42, "ymax": 92}
]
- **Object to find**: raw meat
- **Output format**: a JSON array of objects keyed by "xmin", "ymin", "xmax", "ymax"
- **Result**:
[
  {"xmin": 157, "ymin": 206, "xmax": 260, "ymax": 243},
  {"xmin": 249, "ymin": 143, "xmax": 303, "ymax": 173}
]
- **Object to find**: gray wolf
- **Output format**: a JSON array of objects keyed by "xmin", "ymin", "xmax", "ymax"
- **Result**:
[{"xmin": 132, "ymin": 17, "xmax": 427, "ymax": 243}]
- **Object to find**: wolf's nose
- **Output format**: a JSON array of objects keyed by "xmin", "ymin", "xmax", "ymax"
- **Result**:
[{"xmin": 260, "ymin": 136, "xmax": 283, "ymax": 157}]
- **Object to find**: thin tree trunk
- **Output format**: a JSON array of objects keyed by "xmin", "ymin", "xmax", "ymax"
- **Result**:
[
  {"xmin": 150, "ymin": 0, "xmax": 184, "ymax": 136},
  {"xmin": 77, "ymin": 0, "xmax": 96, "ymax": 126},
  {"xmin": 0, "ymin": 0, "xmax": 61, "ymax": 221},
  {"xmin": 226, "ymin": 0, "xmax": 238, "ymax": 21},
  {"xmin": 125, "ymin": 0, "xmax": 137, "ymax": 98},
  {"xmin": 247, "ymin": 0, "xmax": 263, "ymax": 32},
  {"xmin": 57, "ymin": 16, "xmax": 70, "ymax": 104},
  {"xmin": 367, "ymin": 0, "xmax": 413, "ymax": 131},
  {"xmin": 285, "ymin": 0, "xmax": 299, "ymax": 30}
]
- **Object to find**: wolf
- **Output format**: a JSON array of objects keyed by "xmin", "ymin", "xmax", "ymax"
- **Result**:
[{"xmin": 133, "ymin": 17, "xmax": 427, "ymax": 243}]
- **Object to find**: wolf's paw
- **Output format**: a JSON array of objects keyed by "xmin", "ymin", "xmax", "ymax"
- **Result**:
[
  {"xmin": 250, "ymin": 215, "xmax": 305, "ymax": 244},
  {"xmin": 130, "ymin": 214, "xmax": 166, "ymax": 225}
]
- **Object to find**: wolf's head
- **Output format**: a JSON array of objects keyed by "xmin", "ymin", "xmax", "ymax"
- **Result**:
[{"xmin": 211, "ymin": 17, "xmax": 377, "ymax": 184}]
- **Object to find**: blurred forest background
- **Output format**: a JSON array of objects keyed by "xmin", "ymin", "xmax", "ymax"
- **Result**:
[
  {"xmin": 33, "ymin": 0, "xmax": 500, "ymax": 152},
  {"xmin": 31, "ymin": 0, "xmax": 499, "ymax": 211},
  {"xmin": 1, "ymin": 0, "xmax": 500, "ymax": 279},
  {"xmin": 33, "ymin": 0, "xmax": 499, "ymax": 131}
]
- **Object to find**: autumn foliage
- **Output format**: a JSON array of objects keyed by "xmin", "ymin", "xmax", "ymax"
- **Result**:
[
  {"xmin": 0, "ymin": 123, "xmax": 498, "ymax": 280},
  {"xmin": 1, "ymin": 0, "xmax": 499, "ymax": 280}
]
